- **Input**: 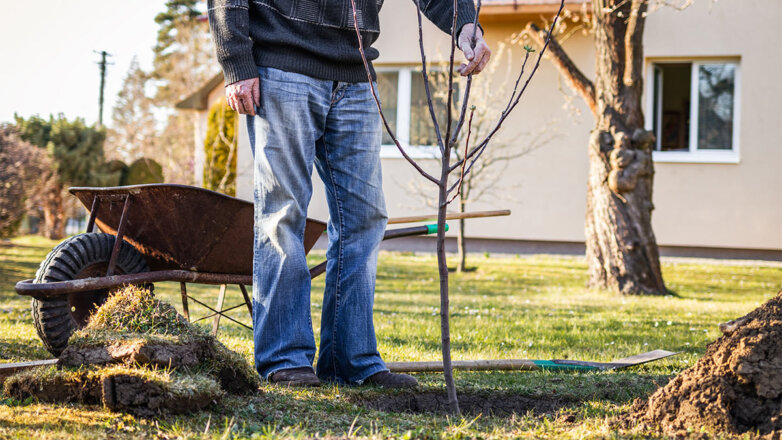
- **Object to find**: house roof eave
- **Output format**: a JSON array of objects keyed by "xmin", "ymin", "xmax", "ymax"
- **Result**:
[
  {"xmin": 175, "ymin": 73, "xmax": 225, "ymax": 110},
  {"xmin": 480, "ymin": 0, "xmax": 588, "ymax": 24}
]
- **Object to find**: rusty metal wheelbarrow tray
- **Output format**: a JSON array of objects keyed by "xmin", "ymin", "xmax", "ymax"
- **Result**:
[
  {"xmin": 14, "ymin": 183, "xmax": 457, "ymax": 298},
  {"xmin": 68, "ymin": 183, "xmax": 325, "ymax": 275}
]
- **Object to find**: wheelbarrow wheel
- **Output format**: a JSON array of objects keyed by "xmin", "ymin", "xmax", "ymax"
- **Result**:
[{"xmin": 31, "ymin": 233, "xmax": 150, "ymax": 356}]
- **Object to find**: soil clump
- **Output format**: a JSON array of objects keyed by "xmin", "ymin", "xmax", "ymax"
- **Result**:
[
  {"xmin": 625, "ymin": 290, "xmax": 782, "ymax": 438},
  {"xmin": 4, "ymin": 286, "xmax": 260, "ymax": 416}
]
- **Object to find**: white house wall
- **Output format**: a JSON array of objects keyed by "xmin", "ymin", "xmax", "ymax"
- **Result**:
[
  {"xmin": 221, "ymin": 0, "xmax": 780, "ymax": 252},
  {"xmin": 643, "ymin": 0, "xmax": 782, "ymax": 250}
]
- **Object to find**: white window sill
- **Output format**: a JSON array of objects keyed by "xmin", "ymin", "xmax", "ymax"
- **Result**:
[
  {"xmin": 652, "ymin": 151, "xmax": 740, "ymax": 164},
  {"xmin": 380, "ymin": 144, "xmax": 441, "ymax": 159}
]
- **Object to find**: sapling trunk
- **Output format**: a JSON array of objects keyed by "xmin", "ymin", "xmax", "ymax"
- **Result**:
[{"xmin": 437, "ymin": 140, "xmax": 458, "ymax": 414}]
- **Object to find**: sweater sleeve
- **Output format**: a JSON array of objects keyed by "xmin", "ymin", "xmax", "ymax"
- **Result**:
[
  {"xmin": 207, "ymin": 0, "xmax": 258, "ymax": 84},
  {"xmin": 415, "ymin": 0, "xmax": 477, "ymax": 39}
]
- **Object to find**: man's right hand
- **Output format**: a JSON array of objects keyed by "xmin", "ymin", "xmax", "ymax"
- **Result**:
[{"xmin": 226, "ymin": 77, "xmax": 260, "ymax": 115}]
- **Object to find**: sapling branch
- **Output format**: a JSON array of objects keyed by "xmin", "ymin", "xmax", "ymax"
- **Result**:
[
  {"xmin": 449, "ymin": 0, "xmax": 483, "ymax": 146},
  {"xmin": 414, "ymin": 0, "xmax": 446, "ymax": 154},
  {"xmin": 443, "ymin": 0, "xmax": 460, "ymax": 151},
  {"xmin": 446, "ymin": 107, "xmax": 475, "ymax": 205},
  {"xmin": 348, "ymin": 0, "xmax": 439, "ymax": 185},
  {"xmin": 448, "ymin": 50, "xmax": 530, "ymax": 173},
  {"xmin": 449, "ymin": 0, "xmax": 564, "ymax": 173}
]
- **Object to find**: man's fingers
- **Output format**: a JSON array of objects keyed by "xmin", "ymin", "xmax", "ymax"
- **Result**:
[
  {"xmin": 238, "ymin": 94, "xmax": 254, "ymax": 115},
  {"xmin": 464, "ymin": 43, "xmax": 491, "ymax": 75},
  {"xmin": 252, "ymin": 79, "xmax": 260, "ymax": 108},
  {"xmin": 461, "ymin": 56, "xmax": 481, "ymax": 76},
  {"xmin": 227, "ymin": 93, "xmax": 239, "ymax": 113},
  {"xmin": 475, "ymin": 45, "xmax": 491, "ymax": 73},
  {"xmin": 225, "ymin": 78, "xmax": 261, "ymax": 115},
  {"xmin": 461, "ymin": 40, "xmax": 475, "ymax": 61}
]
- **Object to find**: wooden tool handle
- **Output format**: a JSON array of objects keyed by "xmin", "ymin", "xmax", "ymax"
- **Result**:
[{"xmin": 387, "ymin": 209, "xmax": 511, "ymax": 225}]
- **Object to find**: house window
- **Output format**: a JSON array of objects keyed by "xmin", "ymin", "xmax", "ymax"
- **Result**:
[
  {"xmin": 647, "ymin": 60, "xmax": 740, "ymax": 163},
  {"xmin": 376, "ymin": 67, "xmax": 457, "ymax": 158}
]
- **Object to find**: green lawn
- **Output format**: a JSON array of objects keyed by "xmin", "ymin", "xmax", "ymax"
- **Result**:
[{"xmin": 1, "ymin": 235, "xmax": 780, "ymax": 439}]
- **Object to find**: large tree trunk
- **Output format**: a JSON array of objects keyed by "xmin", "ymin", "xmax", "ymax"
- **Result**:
[
  {"xmin": 42, "ymin": 183, "xmax": 65, "ymax": 240},
  {"xmin": 529, "ymin": 0, "xmax": 667, "ymax": 295}
]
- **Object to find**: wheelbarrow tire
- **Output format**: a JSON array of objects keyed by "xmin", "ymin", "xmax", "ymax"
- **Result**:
[{"xmin": 31, "ymin": 233, "xmax": 150, "ymax": 356}]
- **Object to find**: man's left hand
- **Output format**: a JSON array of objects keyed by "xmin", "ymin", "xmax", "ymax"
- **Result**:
[{"xmin": 457, "ymin": 23, "xmax": 491, "ymax": 76}]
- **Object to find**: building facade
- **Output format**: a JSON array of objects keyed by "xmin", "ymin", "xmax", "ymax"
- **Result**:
[{"xmin": 179, "ymin": 0, "xmax": 782, "ymax": 259}]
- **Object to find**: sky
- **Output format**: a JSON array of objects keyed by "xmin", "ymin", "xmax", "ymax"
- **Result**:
[{"xmin": 0, "ymin": 1, "xmax": 168, "ymax": 127}]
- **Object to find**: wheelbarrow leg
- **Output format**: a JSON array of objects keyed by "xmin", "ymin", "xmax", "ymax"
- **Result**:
[
  {"xmin": 180, "ymin": 282, "xmax": 190, "ymax": 322},
  {"xmin": 239, "ymin": 284, "xmax": 252, "ymax": 316},
  {"xmin": 86, "ymin": 196, "xmax": 100, "ymax": 233},
  {"xmin": 212, "ymin": 284, "xmax": 227, "ymax": 337},
  {"xmin": 106, "ymin": 196, "xmax": 132, "ymax": 277}
]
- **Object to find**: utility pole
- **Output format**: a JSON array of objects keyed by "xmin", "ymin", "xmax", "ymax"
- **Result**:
[{"xmin": 95, "ymin": 50, "xmax": 112, "ymax": 128}]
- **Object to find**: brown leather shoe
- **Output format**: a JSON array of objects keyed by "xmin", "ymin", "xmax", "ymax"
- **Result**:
[
  {"xmin": 269, "ymin": 367, "xmax": 321, "ymax": 387},
  {"xmin": 364, "ymin": 371, "xmax": 418, "ymax": 388}
]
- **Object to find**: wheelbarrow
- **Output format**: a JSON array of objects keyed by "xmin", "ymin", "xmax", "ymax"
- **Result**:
[{"xmin": 14, "ymin": 184, "xmax": 510, "ymax": 356}]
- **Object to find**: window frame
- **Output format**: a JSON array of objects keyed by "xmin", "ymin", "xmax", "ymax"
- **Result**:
[
  {"xmin": 644, "ymin": 58, "xmax": 741, "ymax": 164},
  {"xmin": 376, "ymin": 66, "xmax": 443, "ymax": 160}
]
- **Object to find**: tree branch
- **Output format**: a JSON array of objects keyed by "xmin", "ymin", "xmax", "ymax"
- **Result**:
[
  {"xmin": 447, "ymin": 108, "xmax": 474, "ymax": 204},
  {"xmin": 449, "ymin": 0, "xmax": 482, "ymax": 147},
  {"xmin": 449, "ymin": 2, "xmax": 566, "ymax": 174},
  {"xmin": 443, "ymin": 0, "xmax": 459, "ymax": 152},
  {"xmin": 415, "ymin": 0, "xmax": 446, "ymax": 154},
  {"xmin": 349, "ymin": 0, "xmax": 439, "ymax": 185},
  {"xmin": 623, "ymin": 0, "xmax": 647, "ymax": 90},
  {"xmin": 526, "ymin": 22, "xmax": 597, "ymax": 116}
]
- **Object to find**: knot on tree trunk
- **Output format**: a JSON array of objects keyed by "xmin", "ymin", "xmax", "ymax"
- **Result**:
[{"xmin": 606, "ymin": 129, "xmax": 653, "ymax": 194}]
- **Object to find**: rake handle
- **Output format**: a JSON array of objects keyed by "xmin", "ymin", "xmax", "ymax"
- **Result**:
[{"xmin": 387, "ymin": 209, "xmax": 511, "ymax": 225}]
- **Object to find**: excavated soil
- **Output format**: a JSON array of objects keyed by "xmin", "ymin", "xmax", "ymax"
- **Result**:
[
  {"xmin": 4, "ymin": 370, "xmax": 103, "ymax": 404},
  {"xmin": 625, "ymin": 289, "xmax": 782, "ymax": 438},
  {"xmin": 59, "ymin": 340, "xmax": 208, "ymax": 369},
  {"xmin": 354, "ymin": 390, "xmax": 570, "ymax": 416},
  {"xmin": 101, "ymin": 373, "xmax": 217, "ymax": 417},
  {"xmin": 4, "ymin": 367, "xmax": 220, "ymax": 416}
]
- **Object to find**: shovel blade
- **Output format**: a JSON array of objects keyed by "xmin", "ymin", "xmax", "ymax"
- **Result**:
[{"xmin": 550, "ymin": 350, "xmax": 679, "ymax": 370}]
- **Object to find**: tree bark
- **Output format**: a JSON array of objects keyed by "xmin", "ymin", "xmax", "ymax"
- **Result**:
[
  {"xmin": 531, "ymin": 0, "xmax": 666, "ymax": 295},
  {"xmin": 437, "ymin": 149, "xmax": 459, "ymax": 415},
  {"xmin": 42, "ymin": 183, "xmax": 65, "ymax": 240},
  {"xmin": 456, "ymin": 195, "xmax": 467, "ymax": 272}
]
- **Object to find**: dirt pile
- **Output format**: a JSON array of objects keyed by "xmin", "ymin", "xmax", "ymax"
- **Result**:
[
  {"xmin": 626, "ymin": 289, "xmax": 782, "ymax": 438},
  {"xmin": 4, "ymin": 285, "xmax": 260, "ymax": 416}
]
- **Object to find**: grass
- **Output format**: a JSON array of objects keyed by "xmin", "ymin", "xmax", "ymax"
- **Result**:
[{"xmin": 0, "ymin": 235, "xmax": 780, "ymax": 438}]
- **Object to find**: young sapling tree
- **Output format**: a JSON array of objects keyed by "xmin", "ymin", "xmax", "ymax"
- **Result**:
[{"xmin": 349, "ymin": 0, "xmax": 565, "ymax": 414}]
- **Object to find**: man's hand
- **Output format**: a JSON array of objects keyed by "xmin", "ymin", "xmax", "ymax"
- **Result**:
[
  {"xmin": 226, "ymin": 77, "xmax": 260, "ymax": 115},
  {"xmin": 457, "ymin": 23, "xmax": 491, "ymax": 76}
]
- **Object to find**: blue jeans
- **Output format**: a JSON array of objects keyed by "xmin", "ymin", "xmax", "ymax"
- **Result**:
[{"xmin": 246, "ymin": 66, "xmax": 389, "ymax": 384}]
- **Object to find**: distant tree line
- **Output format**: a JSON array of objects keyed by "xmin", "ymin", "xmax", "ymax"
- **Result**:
[{"xmin": 1, "ymin": 116, "xmax": 163, "ymax": 239}]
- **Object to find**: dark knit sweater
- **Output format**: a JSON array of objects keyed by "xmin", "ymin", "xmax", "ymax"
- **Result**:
[{"xmin": 207, "ymin": 0, "xmax": 477, "ymax": 84}]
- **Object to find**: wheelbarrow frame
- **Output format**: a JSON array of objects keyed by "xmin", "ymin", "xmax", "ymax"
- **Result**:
[{"xmin": 15, "ymin": 184, "xmax": 509, "ymax": 337}]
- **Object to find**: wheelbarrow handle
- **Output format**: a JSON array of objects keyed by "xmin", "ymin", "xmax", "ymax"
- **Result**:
[{"xmin": 387, "ymin": 209, "xmax": 510, "ymax": 225}]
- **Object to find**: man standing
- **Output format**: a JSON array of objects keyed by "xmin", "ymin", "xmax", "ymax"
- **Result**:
[{"xmin": 208, "ymin": 0, "xmax": 490, "ymax": 387}]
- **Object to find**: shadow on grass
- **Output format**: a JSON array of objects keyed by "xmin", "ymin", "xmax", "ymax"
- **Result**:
[
  {"xmin": 349, "ymin": 388, "xmax": 571, "ymax": 416},
  {"xmin": 0, "ymin": 340, "xmax": 51, "ymax": 362}
]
